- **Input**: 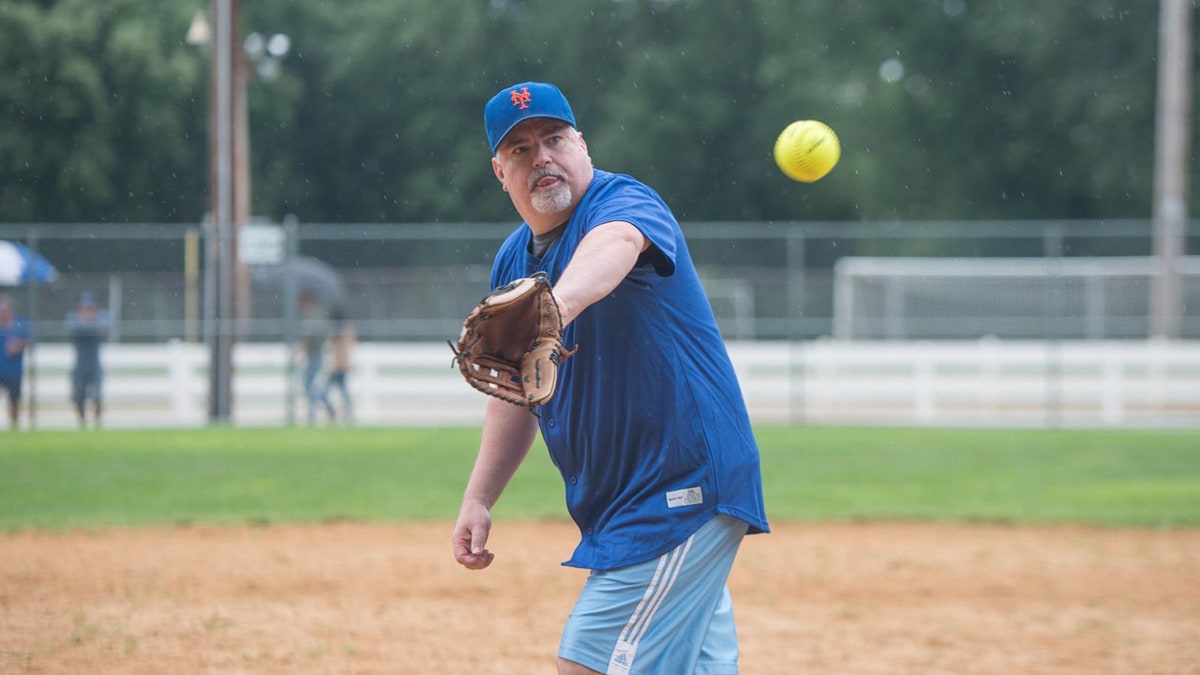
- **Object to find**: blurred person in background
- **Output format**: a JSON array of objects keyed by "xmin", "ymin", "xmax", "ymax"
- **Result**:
[
  {"xmin": 296, "ymin": 291, "xmax": 334, "ymax": 425},
  {"xmin": 0, "ymin": 294, "xmax": 31, "ymax": 430},
  {"xmin": 323, "ymin": 304, "xmax": 356, "ymax": 424},
  {"xmin": 65, "ymin": 291, "xmax": 112, "ymax": 429}
]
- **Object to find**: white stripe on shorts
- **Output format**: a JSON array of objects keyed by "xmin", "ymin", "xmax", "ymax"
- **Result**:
[{"xmin": 606, "ymin": 535, "xmax": 695, "ymax": 675}]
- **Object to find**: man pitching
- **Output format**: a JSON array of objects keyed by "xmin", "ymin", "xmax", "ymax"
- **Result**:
[{"xmin": 452, "ymin": 81, "xmax": 769, "ymax": 675}]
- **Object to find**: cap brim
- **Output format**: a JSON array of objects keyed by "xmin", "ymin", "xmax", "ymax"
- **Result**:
[{"xmin": 491, "ymin": 114, "xmax": 576, "ymax": 154}]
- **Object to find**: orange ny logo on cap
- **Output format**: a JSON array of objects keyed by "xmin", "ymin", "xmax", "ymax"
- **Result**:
[{"xmin": 510, "ymin": 87, "xmax": 532, "ymax": 110}]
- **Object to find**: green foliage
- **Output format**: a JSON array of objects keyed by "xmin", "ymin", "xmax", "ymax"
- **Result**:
[
  {"xmin": 0, "ymin": 0, "xmax": 1192, "ymax": 225},
  {"xmin": 0, "ymin": 0, "xmax": 207, "ymax": 222},
  {"xmin": 1, "ymin": 426, "xmax": 1197, "ymax": 531}
]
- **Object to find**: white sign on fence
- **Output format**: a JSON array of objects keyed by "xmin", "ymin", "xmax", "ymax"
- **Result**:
[{"xmin": 238, "ymin": 224, "xmax": 285, "ymax": 265}]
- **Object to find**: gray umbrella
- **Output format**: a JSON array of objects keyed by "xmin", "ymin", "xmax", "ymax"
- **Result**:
[{"xmin": 249, "ymin": 256, "xmax": 346, "ymax": 304}]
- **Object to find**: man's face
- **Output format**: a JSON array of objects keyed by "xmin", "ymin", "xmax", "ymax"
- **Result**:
[{"xmin": 491, "ymin": 118, "xmax": 593, "ymax": 230}]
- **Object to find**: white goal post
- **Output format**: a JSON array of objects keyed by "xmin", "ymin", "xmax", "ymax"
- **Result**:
[{"xmin": 833, "ymin": 256, "xmax": 1200, "ymax": 340}]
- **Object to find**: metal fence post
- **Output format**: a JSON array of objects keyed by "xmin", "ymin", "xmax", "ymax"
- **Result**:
[
  {"xmin": 25, "ymin": 229, "xmax": 39, "ymax": 430},
  {"xmin": 283, "ymin": 218, "xmax": 299, "ymax": 426}
]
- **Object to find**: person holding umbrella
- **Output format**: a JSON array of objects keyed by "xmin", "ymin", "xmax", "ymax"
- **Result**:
[
  {"xmin": 0, "ymin": 294, "xmax": 31, "ymax": 430},
  {"xmin": 295, "ymin": 291, "xmax": 334, "ymax": 425}
]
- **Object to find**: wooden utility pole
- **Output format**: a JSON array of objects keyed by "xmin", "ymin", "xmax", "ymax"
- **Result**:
[
  {"xmin": 1150, "ymin": 0, "xmax": 1193, "ymax": 339},
  {"xmin": 207, "ymin": 0, "xmax": 249, "ymax": 421}
]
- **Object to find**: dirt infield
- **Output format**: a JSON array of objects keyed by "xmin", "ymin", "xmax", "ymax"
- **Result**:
[{"xmin": 2, "ymin": 521, "xmax": 1198, "ymax": 674}]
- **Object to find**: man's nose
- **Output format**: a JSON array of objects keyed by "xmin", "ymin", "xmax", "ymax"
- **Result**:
[{"xmin": 532, "ymin": 141, "xmax": 553, "ymax": 167}]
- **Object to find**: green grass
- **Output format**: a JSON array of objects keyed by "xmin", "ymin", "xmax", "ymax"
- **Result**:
[
  {"xmin": 1, "ymin": 426, "xmax": 1197, "ymax": 531},
  {"xmin": 755, "ymin": 427, "xmax": 1200, "ymax": 526}
]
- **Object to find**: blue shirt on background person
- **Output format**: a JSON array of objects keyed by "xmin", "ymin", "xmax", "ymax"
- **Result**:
[
  {"xmin": 65, "ymin": 291, "xmax": 112, "ymax": 428},
  {"xmin": 0, "ymin": 293, "xmax": 31, "ymax": 429}
]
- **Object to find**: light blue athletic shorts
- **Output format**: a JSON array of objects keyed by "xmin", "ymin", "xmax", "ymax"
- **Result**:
[{"xmin": 558, "ymin": 514, "xmax": 750, "ymax": 675}]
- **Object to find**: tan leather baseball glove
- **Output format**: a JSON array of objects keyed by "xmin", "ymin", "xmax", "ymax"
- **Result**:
[{"xmin": 449, "ymin": 272, "xmax": 576, "ymax": 407}]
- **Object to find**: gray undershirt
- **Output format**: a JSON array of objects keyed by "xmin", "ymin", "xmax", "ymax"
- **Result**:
[{"xmin": 530, "ymin": 223, "xmax": 566, "ymax": 258}]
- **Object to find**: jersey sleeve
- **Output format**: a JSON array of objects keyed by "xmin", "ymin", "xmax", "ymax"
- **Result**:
[{"xmin": 582, "ymin": 175, "xmax": 678, "ymax": 277}]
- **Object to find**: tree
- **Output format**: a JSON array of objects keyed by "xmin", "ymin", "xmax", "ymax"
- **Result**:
[
  {"xmin": 0, "ymin": 0, "xmax": 207, "ymax": 223},
  {"xmin": 0, "ymin": 0, "xmax": 1192, "ymax": 231}
]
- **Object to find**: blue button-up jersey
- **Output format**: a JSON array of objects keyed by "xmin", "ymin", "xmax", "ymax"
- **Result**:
[{"xmin": 490, "ymin": 170, "xmax": 769, "ymax": 570}]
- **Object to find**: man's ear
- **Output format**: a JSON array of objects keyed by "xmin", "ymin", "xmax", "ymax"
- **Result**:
[{"xmin": 491, "ymin": 156, "xmax": 508, "ymax": 192}]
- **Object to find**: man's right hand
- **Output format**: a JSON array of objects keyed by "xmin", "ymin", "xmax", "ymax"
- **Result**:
[{"xmin": 452, "ymin": 501, "xmax": 495, "ymax": 570}]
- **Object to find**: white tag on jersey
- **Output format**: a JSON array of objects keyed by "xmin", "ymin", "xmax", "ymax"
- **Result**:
[{"xmin": 666, "ymin": 487, "xmax": 703, "ymax": 509}]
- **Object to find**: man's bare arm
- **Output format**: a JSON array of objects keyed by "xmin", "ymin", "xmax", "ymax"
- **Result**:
[
  {"xmin": 551, "ymin": 221, "xmax": 648, "ymax": 326},
  {"xmin": 452, "ymin": 398, "xmax": 540, "ymax": 569}
]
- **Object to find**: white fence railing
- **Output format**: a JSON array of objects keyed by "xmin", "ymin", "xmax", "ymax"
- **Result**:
[{"xmin": 16, "ymin": 340, "xmax": 1200, "ymax": 430}]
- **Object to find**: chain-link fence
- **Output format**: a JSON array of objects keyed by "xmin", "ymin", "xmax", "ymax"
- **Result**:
[{"xmin": 2, "ymin": 219, "xmax": 1197, "ymax": 345}]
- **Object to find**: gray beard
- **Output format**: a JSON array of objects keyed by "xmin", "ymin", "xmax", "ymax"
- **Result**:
[{"xmin": 531, "ymin": 184, "xmax": 573, "ymax": 215}]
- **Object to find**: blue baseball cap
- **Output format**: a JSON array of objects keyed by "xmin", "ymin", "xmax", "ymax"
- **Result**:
[{"xmin": 484, "ymin": 81, "xmax": 576, "ymax": 154}]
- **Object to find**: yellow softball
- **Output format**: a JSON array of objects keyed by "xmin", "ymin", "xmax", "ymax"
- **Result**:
[{"xmin": 773, "ymin": 120, "xmax": 841, "ymax": 183}]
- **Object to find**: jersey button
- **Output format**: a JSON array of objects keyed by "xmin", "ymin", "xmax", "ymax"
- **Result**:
[
  {"xmin": 569, "ymin": 476, "xmax": 578, "ymax": 485},
  {"xmin": 547, "ymin": 417, "xmax": 557, "ymax": 427}
]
